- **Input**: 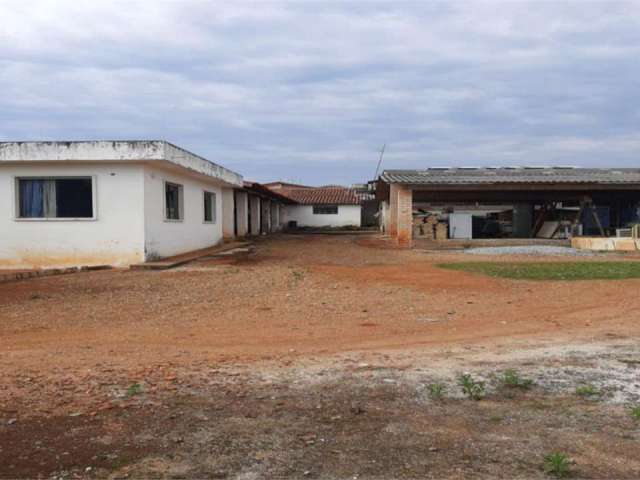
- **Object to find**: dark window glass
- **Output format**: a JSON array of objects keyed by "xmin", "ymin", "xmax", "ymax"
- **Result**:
[
  {"xmin": 18, "ymin": 178, "xmax": 92, "ymax": 218},
  {"xmin": 55, "ymin": 179, "xmax": 93, "ymax": 217},
  {"xmin": 165, "ymin": 182, "xmax": 182, "ymax": 220},
  {"xmin": 204, "ymin": 191, "xmax": 216, "ymax": 222},
  {"xmin": 312, "ymin": 205, "xmax": 338, "ymax": 215}
]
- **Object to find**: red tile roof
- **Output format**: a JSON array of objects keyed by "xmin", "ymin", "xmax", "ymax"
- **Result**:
[{"xmin": 276, "ymin": 187, "xmax": 360, "ymax": 205}]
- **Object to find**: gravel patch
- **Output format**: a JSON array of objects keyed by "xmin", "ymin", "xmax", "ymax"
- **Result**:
[{"xmin": 464, "ymin": 245, "xmax": 595, "ymax": 256}]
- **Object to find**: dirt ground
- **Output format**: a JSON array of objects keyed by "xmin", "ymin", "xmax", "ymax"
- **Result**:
[{"xmin": 1, "ymin": 234, "xmax": 640, "ymax": 479}]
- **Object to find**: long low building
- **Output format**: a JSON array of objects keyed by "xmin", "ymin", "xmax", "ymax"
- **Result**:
[
  {"xmin": 0, "ymin": 140, "xmax": 249, "ymax": 268},
  {"xmin": 235, "ymin": 181, "xmax": 294, "ymax": 236},
  {"xmin": 265, "ymin": 182, "xmax": 362, "ymax": 228},
  {"xmin": 377, "ymin": 167, "xmax": 640, "ymax": 245}
]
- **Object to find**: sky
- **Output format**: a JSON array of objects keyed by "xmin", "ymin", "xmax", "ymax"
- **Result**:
[{"xmin": 1, "ymin": 1, "xmax": 639, "ymax": 185}]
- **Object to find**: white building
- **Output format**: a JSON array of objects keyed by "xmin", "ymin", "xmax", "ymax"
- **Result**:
[
  {"xmin": 0, "ymin": 141, "xmax": 244, "ymax": 268},
  {"xmin": 265, "ymin": 182, "xmax": 362, "ymax": 228}
]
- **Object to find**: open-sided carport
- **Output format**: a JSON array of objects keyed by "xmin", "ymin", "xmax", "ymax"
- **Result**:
[
  {"xmin": 236, "ymin": 181, "xmax": 295, "ymax": 237},
  {"xmin": 376, "ymin": 168, "xmax": 640, "ymax": 246}
]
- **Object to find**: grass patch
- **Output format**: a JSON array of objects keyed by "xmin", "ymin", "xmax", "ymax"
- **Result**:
[
  {"xmin": 458, "ymin": 374, "xmax": 486, "ymax": 400},
  {"xmin": 575, "ymin": 384, "xmax": 599, "ymax": 397},
  {"xmin": 630, "ymin": 405, "xmax": 640, "ymax": 420},
  {"xmin": 543, "ymin": 452, "xmax": 571, "ymax": 477},
  {"xmin": 428, "ymin": 383, "xmax": 446, "ymax": 400},
  {"xmin": 437, "ymin": 261, "xmax": 640, "ymax": 281},
  {"xmin": 125, "ymin": 382, "xmax": 143, "ymax": 397},
  {"xmin": 501, "ymin": 369, "xmax": 534, "ymax": 390}
]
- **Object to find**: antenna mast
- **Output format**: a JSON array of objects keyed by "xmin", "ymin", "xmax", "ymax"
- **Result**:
[{"xmin": 373, "ymin": 144, "xmax": 386, "ymax": 180}]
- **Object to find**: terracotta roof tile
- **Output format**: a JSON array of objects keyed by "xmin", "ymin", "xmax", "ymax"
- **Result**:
[{"xmin": 275, "ymin": 187, "xmax": 360, "ymax": 205}]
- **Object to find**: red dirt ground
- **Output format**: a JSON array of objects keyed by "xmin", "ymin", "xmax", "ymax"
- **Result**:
[
  {"xmin": 2, "ymin": 235, "xmax": 640, "ymax": 376},
  {"xmin": 2, "ymin": 234, "xmax": 640, "ymax": 478}
]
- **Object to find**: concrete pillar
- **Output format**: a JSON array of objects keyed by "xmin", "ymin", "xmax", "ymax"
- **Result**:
[
  {"xmin": 235, "ymin": 191, "xmax": 248, "ymax": 237},
  {"xmin": 389, "ymin": 184, "xmax": 400, "ymax": 237},
  {"xmin": 261, "ymin": 199, "xmax": 271, "ymax": 234},
  {"xmin": 279, "ymin": 204, "xmax": 286, "ymax": 229},
  {"xmin": 249, "ymin": 195, "xmax": 261, "ymax": 236},
  {"xmin": 270, "ymin": 202, "xmax": 279, "ymax": 232},
  {"xmin": 221, "ymin": 188, "xmax": 235, "ymax": 241},
  {"xmin": 380, "ymin": 201, "xmax": 389, "ymax": 233},
  {"xmin": 395, "ymin": 186, "xmax": 413, "ymax": 246},
  {"xmin": 397, "ymin": 186, "xmax": 413, "ymax": 246}
]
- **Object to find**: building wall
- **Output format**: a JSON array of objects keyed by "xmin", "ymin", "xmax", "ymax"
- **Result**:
[
  {"xmin": 282, "ymin": 205, "xmax": 361, "ymax": 228},
  {"xmin": 248, "ymin": 195, "xmax": 261, "ymax": 235},
  {"xmin": 379, "ymin": 201, "xmax": 389, "ymax": 233},
  {"xmin": 235, "ymin": 191, "xmax": 249, "ymax": 237},
  {"xmin": 221, "ymin": 188, "xmax": 235, "ymax": 239},
  {"xmin": 0, "ymin": 163, "xmax": 146, "ymax": 268},
  {"xmin": 143, "ymin": 164, "xmax": 224, "ymax": 259}
]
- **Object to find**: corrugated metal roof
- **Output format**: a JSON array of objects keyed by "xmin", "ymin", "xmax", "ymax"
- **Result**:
[{"xmin": 380, "ymin": 167, "xmax": 640, "ymax": 185}]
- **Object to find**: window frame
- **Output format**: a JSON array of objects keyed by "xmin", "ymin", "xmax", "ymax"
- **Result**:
[
  {"xmin": 312, "ymin": 205, "xmax": 339, "ymax": 215},
  {"xmin": 13, "ymin": 175, "xmax": 98, "ymax": 222},
  {"xmin": 164, "ymin": 180, "xmax": 184, "ymax": 222},
  {"xmin": 203, "ymin": 190, "xmax": 217, "ymax": 224}
]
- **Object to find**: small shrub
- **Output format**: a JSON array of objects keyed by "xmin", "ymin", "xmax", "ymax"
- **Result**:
[
  {"xmin": 543, "ymin": 452, "xmax": 571, "ymax": 477},
  {"xmin": 502, "ymin": 369, "xmax": 533, "ymax": 390},
  {"xmin": 291, "ymin": 270, "xmax": 305, "ymax": 281},
  {"xmin": 428, "ymin": 383, "xmax": 446, "ymax": 400},
  {"xmin": 126, "ymin": 382, "xmax": 143, "ymax": 397},
  {"xmin": 630, "ymin": 405, "xmax": 640, "ymax": 420},
  {"xmin": 575, "ymin": 385, "xmax": 599, "ymax": 397},
  {"xmin": 458, "ymin": 374, "xmax": 485, "ymax": 400}
]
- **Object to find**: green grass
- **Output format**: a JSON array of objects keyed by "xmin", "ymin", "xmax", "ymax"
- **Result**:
[
  {"xmin": 502, "ymin": 369, "xmax": 534, "ymax": 390},
  {"xmin": 428, "ymin": 383, "xmax": 446, "ymax": 400},
  {"xmin": 630, "ymin": 405, "xmax": 640, "ymax": 420},
  {"xmin": 437, "ymin": 261, "xmax": 640, "ymax": 281},
  {"xmin": 125, "ymin": 382, "xmax": 143, "ymax": 397},
  {"xmin": 458, "ymin": 374, "xmax": 486, "ymax": 400},
  {"xmin": 575, "ymin": 385, "xmax": 599, "ymax": 397},
  {"xmin": 543, "ymin": 452, "xmax": 571, "ymax": 477}
]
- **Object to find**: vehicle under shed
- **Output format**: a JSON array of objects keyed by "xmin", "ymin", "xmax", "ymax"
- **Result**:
[{"xmin": 376, "ymin": 168, "xmax": 640, "ymax": 246}]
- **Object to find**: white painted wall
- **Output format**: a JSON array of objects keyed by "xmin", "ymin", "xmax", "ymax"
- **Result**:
[
  {"xmin": 249, "ymin": 195, "xmax": 260, "ymax": 235},
  {"xmin": 221, "ymin": 188, "xmax": 235, "ymax": 239},
  {"xmin": 235, "ymin": 191, "xmax": 249, "ymax": 237},
  {"xmin": 143, "ymin": 164, "xmax": 225, "ymax": 259},
  {"xmin": 380, "ymin": 201, "xmax": 389, "ymax": 233},
  {"xmin": 0, "ymin": 163, "xmax": 146, "ymax": 268},
  {"xmin": 282, "ymin": 205, "xmax": 361, "ymax": 228}
]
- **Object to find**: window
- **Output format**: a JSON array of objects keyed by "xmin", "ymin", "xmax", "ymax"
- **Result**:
[
  {"xmin": 312, "ymin": 205, "xmax": 338, "ymax": 215},
  {"xmin": 165, "ymin": 182, "xmax": 183, "ymax": 220},
  {"xmin": 17, "ymin": 177, "xmax": 94, "ymax": 219},
  {"xmin": 204, "ymin": 191, "xmax": 216, "ymax": 223}
]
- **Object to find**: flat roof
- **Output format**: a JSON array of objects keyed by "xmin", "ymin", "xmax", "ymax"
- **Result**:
[
  {"xmin": 0, "ymin": 140, "xmax": 243, "ymax": 187},
  {"xmin": 380, "ymin": 167, "xmax": 640, "ymax": 185}
]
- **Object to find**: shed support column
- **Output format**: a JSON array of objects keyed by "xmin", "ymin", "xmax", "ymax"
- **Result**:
[
  {"xmin": 261, "ymin": 199, "xmax": 271, "ymax": 234},
  {"xmin": 249, "ymin": 195, "xmax": 261, "ymax": 236},
  {"xmin": 380, "ymin": 201, "xmax": 390, "ymax": 233},
  {"xmin": 389, "ymin": 184, "xmax": 400, "ymax": 237},
  {"xmin": 235, "ymin": 191, "xmax": 248, "ymax": 237},
  {"xmin": 221, "ymin": 188, "xmax": 235, "ymax": 241},
  {"xmin": 395, "ymin": 186, "xmax": 413, "ymax": 246},
  {"xmin": 270, "ymin": 202, "xmax": 280, "ymax": 232}
]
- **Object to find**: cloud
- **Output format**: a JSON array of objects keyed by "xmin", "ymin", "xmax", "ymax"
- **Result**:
[{"xmin": 1, "ymin": 0, "xmax": 639, "ymax": 184}]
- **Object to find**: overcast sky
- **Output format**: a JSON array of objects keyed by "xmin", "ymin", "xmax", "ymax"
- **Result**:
[{"xmin": 1, "ymin": 1, "xmax": 639, "ymax": 185}]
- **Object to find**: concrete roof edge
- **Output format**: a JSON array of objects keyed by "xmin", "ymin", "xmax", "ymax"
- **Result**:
[{"xmin": 0, "ymin": 140, "xmax": 243, "ymax": 187}]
